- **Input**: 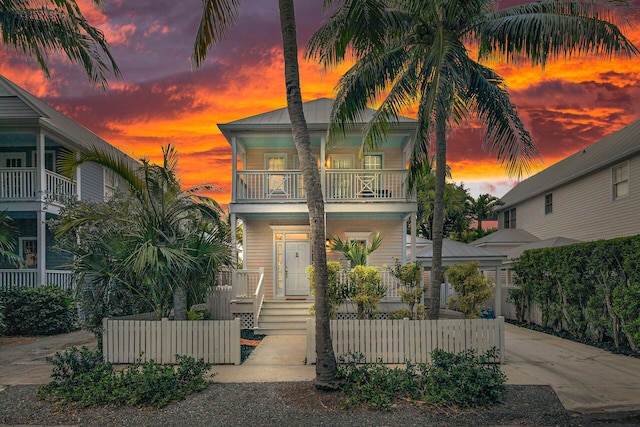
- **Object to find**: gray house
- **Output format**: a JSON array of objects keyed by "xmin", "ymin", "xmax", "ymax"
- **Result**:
[
  {"xmin": 0, "ymin": 75, "xmax": 132, "ymax": 288},
  {"xmin": 497, "ymin": 120, "xmax": 640, "ymax": 242}
]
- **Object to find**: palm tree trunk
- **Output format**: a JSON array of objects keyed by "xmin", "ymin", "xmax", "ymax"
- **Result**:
[
  {"xmin": 278, "ymin": 0, "xmax": 337, "ymax": 387},
  {"xmin": 429, "ymin": 121, "xmax": 447, "ymax": 320},
  {"xmin": 173, "ymin": 286, "xmax": 187, "ymax": 320}
]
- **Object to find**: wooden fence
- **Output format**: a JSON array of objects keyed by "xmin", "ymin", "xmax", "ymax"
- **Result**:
[
  {"xmin": 102, "ymin": 318, "xmax": 241, "ymax": 365},
  {"xmin": 206, "ymin": 285, "xmax": 233, "ymax": 320},
  {"xmin": 306, "ymin": 317, "xmax": 505, "ymax": 365}
]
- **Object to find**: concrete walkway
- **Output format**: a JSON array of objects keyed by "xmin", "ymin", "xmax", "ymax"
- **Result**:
[{"xmin": 2, "ymin": 324, "xmax": 640, "ymax": 415}]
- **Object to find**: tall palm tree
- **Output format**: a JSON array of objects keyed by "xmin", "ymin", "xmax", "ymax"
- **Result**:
[
  {"xmin": 192, "ymin": 0, "xmax": 338, "ymax": 386},
  {"xmin": 307, "ymin": 0, "xmax": 638, "ymax": 319},
  {"xmin": 469, "ymin": 193, "xmax": 503, "ymax": 233},
  {"xmin": 0, "ymin": 0, "xmax": 120, "ymax": 88},
  {"xmin": 0, "ymin": 211, "xmax": 24, "ymax": 268},
  {"xmin": 57, "ymin": 144, "xmax": 230, "ymax": 320}
]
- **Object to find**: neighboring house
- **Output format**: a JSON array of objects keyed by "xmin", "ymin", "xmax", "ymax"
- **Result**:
[
  {"xmin": 496, "ymin": 120, "xmax": 640, "ymax": 242},
  {"xmin": 218, "ymin": 98, "xmax": 419, "ymax": 334},
  {"xmin": 0, "ymin": 75, "xmax": 132, "ymax": 289}
]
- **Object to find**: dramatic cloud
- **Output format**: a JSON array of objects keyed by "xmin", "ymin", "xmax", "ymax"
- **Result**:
[{"xmin": 1, "ymin": 0, "xmax": 639, "ymax": 207}]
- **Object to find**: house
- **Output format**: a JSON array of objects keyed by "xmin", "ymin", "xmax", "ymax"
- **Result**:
[
  {"xmin": 0, "ymin": 75, "xmax": 132, "ymax": 289},
  {"xmin": 218, "ymin": 98, "xmax": 419, "ymax": 333},
  {"xmin": 496, "ymin": 120, "xmax": 640, "ymax": 242}
]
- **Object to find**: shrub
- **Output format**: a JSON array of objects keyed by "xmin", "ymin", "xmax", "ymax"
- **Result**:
[
  {"xmin": 1, "ymin": 286, "xmax": 77, "ymax": 336},
  {"xmin": 390, "ymin": 261, "xmax": 423, "ymax": 319},
  {"xmin": 337, "ymin": 348, "xmax": 506, "ymax": 410},
  {"xmin": 308, "ymin": 261, "xmax": 349, "ymax": 318},
  {"xmin": 445, "ymin": 262, "xmax": 494, "ymax": 318},
  {"xmin": 38, "ymin": 346, "xmax": 213, "ymax": 407},
  {"xmin": 387, "ymin": 308, "xmax": 413, "ymax": 320},
  {"xmin": 348, "ymin": 265, "xmax": 386, "ymax": 319}
]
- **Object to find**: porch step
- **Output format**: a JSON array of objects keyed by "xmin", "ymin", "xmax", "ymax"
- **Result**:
[{"xmin": 256, "ymin": 300, "xmax": 313, "ymax": 336}]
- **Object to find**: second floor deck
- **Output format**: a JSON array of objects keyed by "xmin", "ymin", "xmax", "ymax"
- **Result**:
[
  {"xmin": 234, "ymin": 169, "xmax": 414, "ymax": 203},
  {"xmin": 0, "ymin": 168, "xmax": 76, "ymax": 204}
]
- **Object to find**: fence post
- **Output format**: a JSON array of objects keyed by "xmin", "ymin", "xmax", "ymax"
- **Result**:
[
  {"xmin": 498, "ymin": 316, "xmax": 505, "ymax": 364},
  {"xmin": 306, "ymin": 318, "xmax": 316, "ymax": 364}
]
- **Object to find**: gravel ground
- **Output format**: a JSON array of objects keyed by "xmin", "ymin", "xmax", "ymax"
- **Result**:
[{"xmin": 2, "ymin": 382, "xmax": 636, "ymax": 426}]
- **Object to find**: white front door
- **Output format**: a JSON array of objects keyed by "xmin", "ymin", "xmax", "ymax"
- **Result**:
[{"xmin": 284, "ymin": 241, "xmax": 310, "ymax": 296}]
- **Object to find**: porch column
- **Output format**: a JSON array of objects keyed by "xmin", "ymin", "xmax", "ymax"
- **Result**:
[
  {"xmin": 494, "ymin": 265, "xmax": 502, "ymax": 318},
  {"xmin": 37, "ymin": 132, "xmax": 45, "ymax": 202},
  {"xmin": 410, "ymin": 212, "xmax": 417, "ymax": 263},
  {"xmin": 231, "ymin": 136, "xmax": 237, "ymax": 203},
  {"xmin": 230, "ymin": 212, "xmax": 237, "ymax": 266},
  {"xmin": 37, "ymin": 210, "xmax": 46, "ymax": 287}
]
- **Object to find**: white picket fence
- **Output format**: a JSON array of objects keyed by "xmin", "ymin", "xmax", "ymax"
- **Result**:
[
  {"xmin": 102, "ymin": 318, "xmax": 241, "ymax": 365},
  {"xmin": 306, "ymin": 317, "xmax": 505, "ymax": 365}
]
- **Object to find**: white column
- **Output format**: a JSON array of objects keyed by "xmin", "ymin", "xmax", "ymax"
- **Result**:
[
  {"xmin": 37, "ymin": 133, "xmax": 45, "ymax": 201},
  {"xmin": 410, "ymin": 212, "xmax": 417, "ymax": 263},
  {"xmin": 230, "ymin": 212, "xmax": 237, "ymax": 267},
  {"xmin": 231, "ymin": 136, "xmax": 237, "ymax": 203},
  {"xmin": 320, "ymin": 135, "xmax": 326, "ymax": 198},
  {"xmin": 37, "ymin": 210, "xmax": 46, "ymax": 286}
]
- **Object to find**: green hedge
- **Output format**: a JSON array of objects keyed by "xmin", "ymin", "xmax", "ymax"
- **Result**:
[
  {"xmin": 511, "ymin": 234, "xmax": 640, "ymax": 352},
  {"xmin": 0, "ymin": 286, "xmax": 77, "ymax": 336}
]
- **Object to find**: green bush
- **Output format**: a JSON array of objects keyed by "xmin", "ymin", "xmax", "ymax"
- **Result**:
[
  {"xmin": 337, "ymin": 348, "xmax": 506, "ymax": 410},
  {"xmin": 387, "ymin": 308, "xmax": 413, "ymax": 320},
  {"xmin": 445, "ymin": 262, "xmax": 494, "ymax": 318},
  {"xmin": 38, "ymin": 346, "xmax": 213, "ymax": 407},
  {"xmin": 1, "ymin": 286, "xmax": 77, "ymax": 336}
]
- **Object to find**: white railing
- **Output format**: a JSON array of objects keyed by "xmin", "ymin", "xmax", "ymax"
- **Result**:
[
  {"xmin": 0, "ymin": 168, "xmax": 75, "ymax": 202},
  {"xmin": 0, "ymin": 168, "xmax": 36, "ymax": 199},
  {"xmin": 325, "ymin": 169, "xmax": 408, "ymax": 201},
  {"xmin": 102, "ymin": 317, "xmax": 241, "ymax": 364},
  {"xmin": 45, "ymin": 170, "xmax": 76, "ymax": 203},
  {"xmin": 0, "ymin": 269, "xmax": 73, "ymax": 289},
  {"xmin": 306, "ymin": 317, "xmax": 505, "ymax": 364},
  {"xmin": 236, "ymin": 170, "xmax": 305, "ymax": 201},
  {"xmin": 234, "ymin": 169, "xmax": 410, "ymax": 202},
  {"xmin": 231, "ymin": 268, "xmax": 264, "ymax": 299},
  {"xmin": 253, "ymin": 271, "xmax": 265, "ymax": 326}
]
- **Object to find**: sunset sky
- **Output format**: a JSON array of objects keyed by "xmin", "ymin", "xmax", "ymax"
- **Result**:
[{"xmin": 2, "ymin": 0, "xmax": 640, "ymax": 206}]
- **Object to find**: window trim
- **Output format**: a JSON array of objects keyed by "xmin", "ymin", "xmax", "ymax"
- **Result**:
[
  {"xmin": 544, "ymin": 193, "xmax": 553, "ymax": 215},
  {"xmin": 612, "ymin": 162, "xmax": 629, "ymax": 201}
]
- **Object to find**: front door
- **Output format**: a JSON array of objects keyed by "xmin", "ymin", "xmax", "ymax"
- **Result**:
[{"xmin": 284, "ymin": 241, "xmax": 310, "ymax": 296}]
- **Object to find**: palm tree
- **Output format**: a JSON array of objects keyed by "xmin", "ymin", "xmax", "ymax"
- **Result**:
[
  {"xmin": 56, "ymin": 144, "xmax": 230, "ymax": 320},
  {"xmin": 328, "ymin": 231, "xmax": 383, "ymax": 267},
  {"xmin": 469, "ymin": 194, "xmax": 503, "ymax": 233},
  {"xmin": 0, "ymin": 211, "xmax": 24, "ymax": 268},
  {"xmin": 192, "ymin": 0, "xmax": 338, "ymax": 386},
  {"xmin": 0, "ymin": 0, "xmax": 120, "ymax": 88},
  {"xmin": 307, "ymin": 0, "xmax": 638, "ymax": 319}
]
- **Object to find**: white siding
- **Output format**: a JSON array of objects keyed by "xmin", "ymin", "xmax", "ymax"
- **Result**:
[
  {"xmin": 326, "ymin": 219, "xmax": 404, "ymax": 266},
  {"xmin": 513, "ymin": 155, "xmax": 640, "ymax": 241}
]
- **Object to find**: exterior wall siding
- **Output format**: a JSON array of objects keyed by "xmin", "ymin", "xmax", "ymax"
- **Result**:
[
  {"xmin": 513, "ymin": 155, "xmax": 640, "ymax": 241},
  {"xmin": 326, "ymin": 219, "xmax": 404, "ymax": 266},
  {"xmin": 80, "ymin": 162, "xmax": 104, "ymax": 202}
]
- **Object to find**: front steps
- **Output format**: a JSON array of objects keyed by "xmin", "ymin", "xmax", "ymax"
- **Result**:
[{"xmin": 255, "ymin": 300, "xmax": 313, "ymax": 335}]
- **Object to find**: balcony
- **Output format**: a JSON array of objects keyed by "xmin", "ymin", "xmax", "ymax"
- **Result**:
[
  {"xmin": 234, "ymin": 169, "xmax": 411, "ymax": 203},
  {"xmin": 0, "ymin": 168, "xmax": 76, "ymax": 203}
]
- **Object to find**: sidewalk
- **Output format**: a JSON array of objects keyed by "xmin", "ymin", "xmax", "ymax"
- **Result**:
[{"xmin": 2, "ymin": 324, "xmax": 640, "ymax": 415}]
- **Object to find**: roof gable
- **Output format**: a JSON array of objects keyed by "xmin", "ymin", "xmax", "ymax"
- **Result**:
[{"xmin": 501, "ymin": 120, "xmax": 640, "ymax": 207}]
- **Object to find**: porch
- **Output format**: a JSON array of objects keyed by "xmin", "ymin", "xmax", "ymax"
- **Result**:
[
  {"xmin": 234, "ymin": 169, "xmax": 413, "ymax": 202},
  {"xmin": 0, "ymin": 168, "xmax": 76, "ymax": 203}
]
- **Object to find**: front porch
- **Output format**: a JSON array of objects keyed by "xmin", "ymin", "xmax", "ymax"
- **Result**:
[
  {"xmin": 0, "ymin": 269, "xmax": 74, "ymax": 290},
  {"xmin": 0, "ymin": 168, "xmax": 76, "ymax": 204}
]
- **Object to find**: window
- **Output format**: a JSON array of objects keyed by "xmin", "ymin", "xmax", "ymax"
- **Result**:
[
  {"xmin": 19, "ymin": 237, "xmax": 38, "ymax": 268},
  {"xmin": 104, "ymin": 168, "xmax": 118, "ymax": 200},
  {"xmin": 545, "ymin": 193, "xmax": 553, "ymax": 214},
  {"xmin": 504, "ymin": 208, "xmax": 517, "ymax": 229},
  {"xmin": 265, "ymin": 154, "xmax": 287, "ymax": 195},
  {"xmin": 360, "ymin": 154, "xmax": 383, "ymax": 197},
  {"xmin": 0, "ymin": 152, "xmax": 26, "ymax": 168},
  {"xmin": 613, "ymin": 163, "xmax": 629, "ymax": 200}
]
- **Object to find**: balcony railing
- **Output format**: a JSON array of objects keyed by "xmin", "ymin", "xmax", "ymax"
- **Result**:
[
  {"xmin": 0, "ymin": 168, "xmax": 76, "ymax": 202},
  {"xmin": 0, "ymin": 269, "xmax": 74, "ymax": 290},
  {"xmin": 235, "ymin": 169, "xmax": 410, "ymax": 202}
]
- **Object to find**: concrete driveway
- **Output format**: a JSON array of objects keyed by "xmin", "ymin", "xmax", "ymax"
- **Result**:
[{"xmin": 502, "ymin": 322, "xmax": 640, "ymax": 413}]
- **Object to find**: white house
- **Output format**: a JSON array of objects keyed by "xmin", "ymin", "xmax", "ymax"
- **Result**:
[
  {"xmin": 496, "ymin": 120, "xmax": 640, "ymax": 242},
  {"xmin": 0, "ymin": 75, "xmax": 131, "ymax": 289},
  {"xmin": 219, "ymin": 98, "xmax": 419, "ymax": 333}
]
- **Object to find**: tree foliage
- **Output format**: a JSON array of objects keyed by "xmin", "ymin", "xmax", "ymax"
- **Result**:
[{"xmin": 445, "ymin": 262, "xmax": 494, "ymax": 318}]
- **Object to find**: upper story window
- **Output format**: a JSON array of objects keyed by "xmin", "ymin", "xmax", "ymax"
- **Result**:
[
  {"xmin": 104, "ymin": 168, "xmax": 118, "ymax": 200},
  {"xmin": 363, "ymin": 154, "xmax": 382, "ymax": 170},
  {"xmin": 504, "ymin": 208, "xmax": 517, "ymax": 229},
  {"xmin": 612, "ymin": 162, "xmax": 629, "ymax": 200},
  {"xmin": 544, "ymin": 193, "xmax": 553, "ymax": 214},
  {"xmin": 0, "ymin": 152, "xmax": 26, "ymax": 168}
]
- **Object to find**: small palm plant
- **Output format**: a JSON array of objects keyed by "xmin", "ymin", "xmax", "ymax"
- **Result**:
[
  {"xmin": 0, "ymin": 211, "xmax": 24, "ymax": 268},
  {"xmin": 328, "ymin": 231, "xmax": 383, "ymax": 267}
]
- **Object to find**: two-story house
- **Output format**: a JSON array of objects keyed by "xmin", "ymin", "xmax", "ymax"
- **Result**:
[
  {"xmin": 0, "ymin": 75, "xmax": 131, "ymax": 289},
  {"xmin": 495, "ymin": 119, "xmax": 640, "ymax": 242},
  {"xmin": 219, "ymin": 98, "xmax": 419, "ymax": 334}
]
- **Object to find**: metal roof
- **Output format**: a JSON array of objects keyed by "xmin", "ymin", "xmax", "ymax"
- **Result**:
[
  {"xmin": 500, "ymin": 120, "xmax": 640, "ymax": 208},
  {"xmin": 504, "ymin": 237, "xmax": 582, "ymax": 263},
  {"xmin": 471, "ymin": 228, "xmax": 540, "ymax": 245},
  {"xmin": 0, "ymin": 74, "xmax": 130, "ymax": 158},
  {"xmin": 413, "ymin": 237, "xmax": 505, "ymax": 267}
]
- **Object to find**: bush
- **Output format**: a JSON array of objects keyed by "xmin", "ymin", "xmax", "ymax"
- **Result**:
[
  {"xmin": 38, "ymin": 346, "xmax": 213, "ymax": 407},
  {"xmin": 337, "ymin": 348, "xmax": 506, "ymax": 410},
  {"xmin": 445, "ymin": 262, "xmax": 494, "ymax": 318},
  {"xmin": 1, "ymin": 286, "xmax": 77, "ymax": 336}
]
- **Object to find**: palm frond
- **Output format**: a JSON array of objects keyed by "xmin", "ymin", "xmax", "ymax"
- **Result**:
[{"xmin": 192, "ymin": 0, "xmax": 241, "ymax": 69}]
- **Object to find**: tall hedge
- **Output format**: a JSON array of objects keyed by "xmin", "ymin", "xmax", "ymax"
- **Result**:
[
  {"xmin": 0, "ymin": 286, "xmax": 77, "ymax": 336},
  {"xmin": 511, "ymin": 235, "xmax": 640, "ymax": 352}
]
